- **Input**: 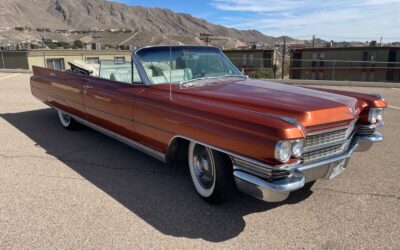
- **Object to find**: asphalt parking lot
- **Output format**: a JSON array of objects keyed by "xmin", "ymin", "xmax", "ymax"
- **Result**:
[{"xmin": 0, "ymin": 72, "xmax": 399, "ymax": 249}]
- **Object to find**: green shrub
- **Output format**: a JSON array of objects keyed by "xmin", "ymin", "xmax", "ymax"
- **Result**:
[{"xmin": 248, "ymin": 69, "xmax": 274, "ymax": 79}]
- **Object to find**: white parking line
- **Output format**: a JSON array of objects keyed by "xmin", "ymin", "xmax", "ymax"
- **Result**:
[
  {"xmin": 0, "ymin": 73, "xmax": 20, "ymax": 81},
  {"xmin": 389, "ymin": 105, "xmax": 400, "ymax": 110}
]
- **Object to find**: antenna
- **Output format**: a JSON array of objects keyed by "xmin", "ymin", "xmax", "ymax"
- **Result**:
[{"xmin": 169, "ymin": 2, "xmax": 173, "ymax": 101}]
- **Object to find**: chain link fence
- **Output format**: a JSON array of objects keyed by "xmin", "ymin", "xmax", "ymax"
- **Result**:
[
  {"xmin": 290, "ymin": 59, "xmax": 400, "ymax": 82},
  {"xmin": 228, "ymin": 57, "xmax": 400, "ymax": 82},
  {"xmin": 0, "ymin": 50, "xmax": 29, "ymax": 70},
  {"xmin": 1, "ymin": 50, "xmax": 400, "ymax": 82}
]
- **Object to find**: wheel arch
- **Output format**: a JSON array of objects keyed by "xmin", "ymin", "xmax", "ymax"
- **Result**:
[{"xmin": 166, "ymin": 135, "xmax": 234, "ymax": 167}]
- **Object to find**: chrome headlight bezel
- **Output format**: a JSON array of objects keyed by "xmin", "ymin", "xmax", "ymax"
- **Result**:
[
  {"xmin": 368, "ymin": 108, "xmax": 384, "ymax": 124},
  {"xmin": 275, "ymin": 139, "xmax": 304, "ymax": 163},
  {"xmin": 291, "ymin": 139, "xmax": 304, "ymax": 158}
]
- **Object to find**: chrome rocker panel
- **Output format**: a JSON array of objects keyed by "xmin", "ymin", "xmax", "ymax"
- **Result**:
[{"xmin": 233, "ymin": 132, "xmax": 383, "ymax": 202}]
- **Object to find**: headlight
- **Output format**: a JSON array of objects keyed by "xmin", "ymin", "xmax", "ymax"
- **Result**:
[
  {"xmin": 291, "ymin": 139, "xmax": 304, "ymax": 157},
  {"xmin": 275, "ymin": 139, "xmax": 304, "ymax": 163},
  {"xmin": 368, "ymin": 108, "xmax": 384, "ymax": 124}
]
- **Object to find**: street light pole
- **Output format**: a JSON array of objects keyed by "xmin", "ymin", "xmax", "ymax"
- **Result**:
[
  {"xmin": 281, "ymin": 36, "xmax": 286, "ymax": 80},
  {"xmin": 0, "ymin": 50, "xmax": 5, "ymax": 69}
]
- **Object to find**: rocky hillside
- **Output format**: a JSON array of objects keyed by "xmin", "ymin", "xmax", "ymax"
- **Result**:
[{"xmin": 0, "ymin": 0, "xmax": 299, "ymax": 47}]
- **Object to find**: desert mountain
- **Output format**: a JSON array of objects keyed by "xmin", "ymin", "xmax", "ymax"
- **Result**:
[{"xmin": 0, "ymin": 0, "xmax": 299, "ymax": 47}]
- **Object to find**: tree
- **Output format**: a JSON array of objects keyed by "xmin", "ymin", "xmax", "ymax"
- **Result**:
[{"xmin": 72, "ymin": 40, "xmax": 84, "ymax": 49}]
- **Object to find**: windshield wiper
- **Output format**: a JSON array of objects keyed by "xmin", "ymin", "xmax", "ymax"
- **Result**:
[
  {"xmin": 218, "ymin": 75, "xmax": 249, "ymax": 80},
  {"xmin": 179, "ymin": 76, "xmax": 219, "ymax": 87},
  {"xmin": 180, "ymin": 75, "xmax": 248, "ymax": 87}
]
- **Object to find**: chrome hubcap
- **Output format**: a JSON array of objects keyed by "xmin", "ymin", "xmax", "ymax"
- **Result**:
[
  {"xmin": 192, "ymin": 145, "xmax": 214, "ymax": 189},
  {"xmin": 58, "ymin": 111, "xmax": 71, "ymax": 126},
  {"xmin": 61, "ymin": 113, "xmax": 71, "ymax": 124}
]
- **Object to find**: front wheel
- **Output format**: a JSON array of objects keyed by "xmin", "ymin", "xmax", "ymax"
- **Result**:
[
  {"xmin": 302, "ymin": 181, "xmax": 316, "ymax": 190},
  {"xmin": 57, "ymin": 110, "xmax": 79, "ymax": 130},
  {"xmin": 188, "ymin": 141, "xmax": 235, "ymax": 204}
]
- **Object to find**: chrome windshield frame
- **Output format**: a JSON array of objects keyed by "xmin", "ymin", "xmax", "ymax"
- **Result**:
[
  {"xmin": 132, "ymin": 49, "xmax": 151, "ymax": 86},
  {"xmin": 132, "ymin": 45, "xmax": 245, "ymax": 87}
]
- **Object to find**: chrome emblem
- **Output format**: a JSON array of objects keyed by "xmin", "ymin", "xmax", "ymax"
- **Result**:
[{"xmin": 347, "ymin": 107, "xmax": 355, "ymax": 116}]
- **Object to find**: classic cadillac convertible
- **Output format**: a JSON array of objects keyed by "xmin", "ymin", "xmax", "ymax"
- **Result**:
[{"xmin": 30, "ymin": 46, "xmax": 387, "ymax": 204}]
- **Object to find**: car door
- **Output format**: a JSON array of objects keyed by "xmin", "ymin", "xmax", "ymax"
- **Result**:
[
  {"xmin": 83, "ymin": 74, "xmax": 145, "ymax": 140},
  {"xmin": 32, "ymin": 67, "xmax": 86, "ymax": 119}
]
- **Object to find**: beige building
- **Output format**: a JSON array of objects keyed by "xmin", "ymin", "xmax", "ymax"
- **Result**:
[
  {"xmin": 290, "ymin": 47, "xmax": 400, "ymax": 82},
  {"xmin": 223, "ymin": 49, "xmax": 276, "ymax": 71},
  {"xmin": 0, "ymin": 49, "xmax": 132, "ymax": 71}
]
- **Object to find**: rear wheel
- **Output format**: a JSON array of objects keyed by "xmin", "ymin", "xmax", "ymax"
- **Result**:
[
  {"xmin": 188, "ymin": 141, "xmax": 235, "ymax": 204},
  {"xmin": 57, "ymin": 110, "xmax": 79, "ymax": 130}
]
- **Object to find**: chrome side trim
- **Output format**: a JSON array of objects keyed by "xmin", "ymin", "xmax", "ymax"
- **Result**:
[
  {"xmin": 168, "ymin": 135, "xmax": 300, "ymax": 170},
  {"xmin": 50, "ymin": 105, "xmax": 166, "ymax": 162}
]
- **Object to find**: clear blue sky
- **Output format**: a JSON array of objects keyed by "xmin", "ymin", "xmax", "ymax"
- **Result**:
[{"xmin": 111, "ymin": 0, "xmax": 400, "ymax": 42}]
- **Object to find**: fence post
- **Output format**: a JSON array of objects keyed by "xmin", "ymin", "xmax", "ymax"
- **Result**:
[
  {"xmin": 43, "ymin": 52, "xmax": 47, "ymax": 68},
  {"xmin": 0, "ymin": 50, "xmax": 5, "ymax": 69},
  {"xmin": 332, "ymin": 59, "xmax": 336, "ymax": 80},
  {"xmin": 281, "ymin": 36, "xmax": 286, "ymax": 79}
]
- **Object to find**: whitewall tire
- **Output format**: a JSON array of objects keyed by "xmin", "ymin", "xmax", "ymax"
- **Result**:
[
  {"xmin": 188, "ymin": 141, "xmax": 235, "ymax": 204},
  {"xmin": 57, "ymin": 110, "xmax": 78, "ymax": 130}
]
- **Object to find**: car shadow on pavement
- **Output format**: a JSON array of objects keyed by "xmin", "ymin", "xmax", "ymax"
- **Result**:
[{"xmin": 1, "ymin": 108, "xmax": 313, "ymax": 242}]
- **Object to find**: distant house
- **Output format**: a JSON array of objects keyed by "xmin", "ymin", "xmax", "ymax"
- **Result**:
[
  {"xmin": 223, "ymin": 49, "xmax": 276, "ymax": 74},
  {"xmin": 0, "ymin": 49, "xmax": 132, "ymax": 71},
  {"xmin": 290, "ymin": 47, "xmax": 400, "ymax": 82}
]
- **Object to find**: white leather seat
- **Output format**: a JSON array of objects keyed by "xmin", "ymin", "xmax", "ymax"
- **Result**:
[
  {"xmin": 110, "ymin": 72, "xmax": 131, "ymax": 83},
  {"xmin": 100, "ymin": 71, "xmax": 113, "ymax": 80},
  {"xmin": 151, "ymin": 76, "xmax": 168, "ymax": 84},
  {"xmin": 162, "ymin": 68, "xmax": 193, "ymax": 82}
]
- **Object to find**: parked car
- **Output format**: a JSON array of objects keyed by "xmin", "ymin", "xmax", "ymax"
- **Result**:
[{"xmin": 30, "ymin": 46, "xmax": 387, "ymax": 204}]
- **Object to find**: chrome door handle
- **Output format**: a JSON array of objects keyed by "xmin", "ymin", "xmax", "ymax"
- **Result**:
[{"xmin": 84, "ymin": 85, "xmax": 93, "ymax": 90}]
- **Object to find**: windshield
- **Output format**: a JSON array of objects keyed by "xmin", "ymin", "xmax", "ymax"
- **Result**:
[{"xmin": 136, "ymin": 46, "xmax": 242, "ymax": 85}]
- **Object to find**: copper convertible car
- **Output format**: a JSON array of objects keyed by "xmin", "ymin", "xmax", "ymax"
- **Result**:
[{"xmin": 31, "ymin": 46, "xmax": 387, "ymax": 204}]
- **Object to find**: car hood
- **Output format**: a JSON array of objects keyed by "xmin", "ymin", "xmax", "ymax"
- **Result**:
[{"xmin": 175, "ymin": 79, "xmax": 360, "ymax": 128}]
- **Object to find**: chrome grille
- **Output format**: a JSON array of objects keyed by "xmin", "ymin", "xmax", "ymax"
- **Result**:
[
  {"xmin": 303, "ymin": 144, "xmax": 345, "ymax": 163},
  {"xmin": 303, "ymin": 120, "xmax": 356, "ymax": 163},
  {"xmin": 305, "ymin": 128, "xmax": 347, "ymax": 148}
]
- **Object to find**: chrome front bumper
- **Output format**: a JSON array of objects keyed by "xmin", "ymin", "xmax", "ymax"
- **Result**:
[{"xmin": 233, "ymin": 132, "xmax": 383, "ymax": 202}]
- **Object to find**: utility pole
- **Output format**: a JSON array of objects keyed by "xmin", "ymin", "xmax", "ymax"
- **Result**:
[
  {"xmin": 199, "ymin": 33, "xmax": 213, "ymax": 45},
  {"xmin": 0, "ymin": 50, "xmax": 5, "ymax": 69},
  {"xmin": 312, "ymin": 35, "xmax": 315, "ymax": 48},
  {"xmin": 281, "ymin": 36, "xmax": 286, "ymax": 80},
  {"xmin": 379, "ymin": 36, "xmax": 383, "ymax": 46}
]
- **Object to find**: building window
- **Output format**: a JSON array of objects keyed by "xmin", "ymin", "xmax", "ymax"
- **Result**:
[
  {"xmin": 319, "ymin": 53, "xmax": 325, "ymax": 67},
  {"xmin": 86, "ymin": 57, "xmax": 100, "ymax": 64},
  {"xmin": 46, "ymin": 58, "xmax": 65, "ymax": 70},
  {"xmin": 114, "ymin": 56, "xmax": 126, "ymax": 64},
  {"xmin": 311, "ymin": 52, "xmax": 317, "ymax": 67},
  {"xmin": 362, "ymin": 51, "xmax": 368, "ymax": 67},
  {"xmin": 248, "ymin": 54, "xmax": 254, "ymax": 67},
  {"xmin": 242, "ymin": 54, "xmax": 247, "ymax": 67}
]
